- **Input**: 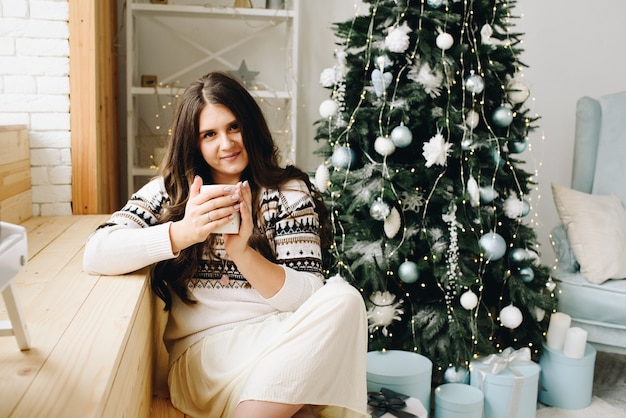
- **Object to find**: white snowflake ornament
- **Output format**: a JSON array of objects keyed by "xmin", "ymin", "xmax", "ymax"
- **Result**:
[
  {"xmin": 414, "ymin": 62, "xmax": 444, "ymax": 98},
  {"xmin": 423, "ymin": 132, "xmax": 453, "ymax": 167},
  {"xmin": 367, "ymin": 291, "xmax": 404, "ymax": 336}
]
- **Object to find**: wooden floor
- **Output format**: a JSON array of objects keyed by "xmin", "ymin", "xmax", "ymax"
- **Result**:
[{"xmin": 0, "ymin": 216, "xmax": 153, "ymax": 417}]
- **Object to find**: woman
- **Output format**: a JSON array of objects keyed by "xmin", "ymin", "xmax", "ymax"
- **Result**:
[{"xmin": 83, "ymin": 72, "xmax": 369, "ymax": 418}]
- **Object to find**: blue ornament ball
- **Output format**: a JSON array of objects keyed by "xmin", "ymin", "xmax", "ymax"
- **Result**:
[
  {"xmin": 519, "ymin": 266, "xmax": 535, "ymax": 283},
  {"xmin": 521, "ymin": 199, "xmax": 530, "ymax": 217},
  {"xmin": 508, "ymin": 248, "xmax": 529, "ymax": 264},
  {"xmin": 398, "ymin": 261, "xmax": 419, "ymax": 283},
  {"xmin": 443, "ymin": 366, "xmax": 470, "ymax": 384},
  {"xmin": 390, "ymin": 125, "xmax": 413, "ymax": 148},
  {"xmin": 331, "ymin": 146, "xmax": 355, "ymax": 169},
  {"xmin": 492, "ymin": 106, "xmax": 513, "ymax": 127},
  {"xmin": 479, "ymin": 232, "xmax": 507, "ymax": 261},
  {"xmin": 508, "ymin": 139, "xmax": 527, "ymax": 154},
  {"xmin": 479, "ymin": 186, "xmax": 498, "ymax": 203}
]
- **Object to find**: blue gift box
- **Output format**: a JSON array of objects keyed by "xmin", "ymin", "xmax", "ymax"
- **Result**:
[
  {"xmin": 538, "ymin": 343, "xmax": 596, "ymax": 409},
  {"xmin": 434, "ymin": 383, "xmax": 483, "ymax": 418},
  {"xmin": 367, "ymin": 350, "xmax": 433, "ymax": 413},
  {"xmin": 470, "ymin": 347, "xmax": 540, "ymax": 418}
]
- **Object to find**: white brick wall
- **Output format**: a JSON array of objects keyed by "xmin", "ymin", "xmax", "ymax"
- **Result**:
[{"xmin": 0, "ymin": 0, "xmax": 72, "ymax": 216}]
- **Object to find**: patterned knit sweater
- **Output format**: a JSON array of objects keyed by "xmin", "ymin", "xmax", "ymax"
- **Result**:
[{"xmin": 83, "ymin": 177, "xmax": 325, "ymax": 363}]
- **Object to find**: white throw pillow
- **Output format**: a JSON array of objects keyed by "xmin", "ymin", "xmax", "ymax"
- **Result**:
[{"xmin": 552, "ymin": 183, "xmax": 626, "ymax": 284}]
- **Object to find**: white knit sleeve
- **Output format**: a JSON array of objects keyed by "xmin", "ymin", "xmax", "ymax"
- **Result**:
[{"xmin": 82, "ymin": 177, "xmax": 176, "ymax": 275}]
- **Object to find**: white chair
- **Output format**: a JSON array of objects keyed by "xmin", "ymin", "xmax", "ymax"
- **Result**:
[{"xmin": 0, "ymin": 221, "xmax": 31, "ymax": 350}]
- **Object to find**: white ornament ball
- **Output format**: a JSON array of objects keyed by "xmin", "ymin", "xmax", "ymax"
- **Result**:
[
  {"xmin": 507, "ymin": 81, "xmax": 530, "ymax": 104},
  {"xmin": 384, "ymin": 207, "xmax": 402, "ymax": 238},
  {"xmin": 436, "ymin": 32, "xmax": 454, "ymax": 50},
  {"xmin": 398, "ymin": 261, "xmax": 419, "ymax": 283},
  {"xmin": 460, "ymin": 290, "xmax": 478, "ymax": 310},
  {"xmin": 500, "ymin": 304, "xmax": 523, "ymax": 329},
  {"xmin": 390, "ymin": 125, "xmax": 413, "ymax": 148},
  {"xmin": 479, "ymin": 232, "xmax": 507, "ymax": 261},
  {"xmin": 465, "ymin": 73, "xmax": 485, "ymax": 94},
  {"xmin": 331, "ymin": 146, "xmax": 355, "ymax": 170},
  {"xmin": 443, "ymin": 366, "xmax": 470, "ymax": 384},
  {"xmin": 427, "ymin": 0, "xmax": 444, "ymax": 8},
  {"xmin": 492, "ymin": 106, "xmax": 513, "ymax": 128},
  {"xmin": 319, "ymin": 99, "xmax": 339, "ymax": 118},
  {"xmin": 466, "ymin": 109, "xmax": 480, "ymax": 129},
  {"xmin": 374, "ymin": 136, "xmax": 396, "ymax": 157},
  {"xmin": 314, "ymin": 164, "xmax": 330, "ymax": 193}
]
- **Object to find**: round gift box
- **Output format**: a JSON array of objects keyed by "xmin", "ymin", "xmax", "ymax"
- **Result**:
[
  {"xmin": 434, "ymin": 383, "xmax": 483, "ymax": 418},
  {"xmin": 538, "ymin": 343, "xmax": 596, "ymax": 409},
  {"xmin": 367, "ymin": 350, "xmax": 433, "ymax": 412}
]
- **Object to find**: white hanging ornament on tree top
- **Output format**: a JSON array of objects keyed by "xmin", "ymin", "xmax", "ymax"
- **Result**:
[
  {"xmin": 385, "ymin": 23, "xmax": 411, "ymax": 53},
  {"xmin": 479, "ymin": 232, "xmax": 507, "ymax": 261},
  {"xmin": 390, "ymin": 124, "xmax": 413, "ymax": 148},
  {"xmin": 319, "ymin": 99, "xmax": 339, "ymax": 118},
  {"xmin": 492, "ymin": 106, "xmax": 514, "ymax": 127},
  {"xmin": 465, "ymin": 71, "xmax": 485, "ymax": 94},
  {"xmin": 314, "ymin": 163, "xmax": 330, "ymax": 193},
  {"xmin": 436, "ymin": 31, "xmax": 454, "ymax": 50},
  {"xmin": 460, "ymin": 290, "xmax": 478, "ymax": 310},
  {"xmin": 370, "ymin": 198, "xmax": 391, "ymax": 221},
  {"xmin": 500, "ymin": 304, "xmax": 523, "ymax": 329},
  {"xmin": 367, "ymin": 291, "xmax": 404, "ymax": 336},
  {"xmin": 384, "ymin": 206, "xmax": 401, "ymax": 238},
  {"xmin": 507, "ymin": 81, "xmax": 530, "ymax": 105},
  {"xmin": 374, "ymin": 136, "xmax": 396, "ymax": 157}
]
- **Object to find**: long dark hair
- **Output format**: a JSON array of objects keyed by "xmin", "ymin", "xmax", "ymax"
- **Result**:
[{"xmin": 151, "ymin": 72, "xmax": 331, "ymax": 310}]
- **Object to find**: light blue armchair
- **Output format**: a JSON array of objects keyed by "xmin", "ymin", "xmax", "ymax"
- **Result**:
[{"xmin": 551, "ymin": 91, "xmax": 626, "ymax": 355}]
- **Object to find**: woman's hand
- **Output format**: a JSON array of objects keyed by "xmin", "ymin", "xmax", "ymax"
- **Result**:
[
  {"xmin": 223, "ymin": 180, "xmax": 252, "ymax": 257},
  {"xmin": 169, "ymin": 176, "xmax": 241, "ymax": 253}
]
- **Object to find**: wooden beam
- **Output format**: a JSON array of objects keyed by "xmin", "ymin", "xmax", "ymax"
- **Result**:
[{"xmin": 69, "ymin": 0, "xmax": 120, "ymax": 214}]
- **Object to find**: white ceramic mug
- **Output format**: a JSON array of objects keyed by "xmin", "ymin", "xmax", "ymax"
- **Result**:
[{"xmin": 200, "ymin": 184, "xmax": 241, "ymax": 234}]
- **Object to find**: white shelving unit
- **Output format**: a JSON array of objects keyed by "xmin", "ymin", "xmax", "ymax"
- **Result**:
[{"xmin": 125, "ymin": 0, "xmax": 300, "ymax": 195}]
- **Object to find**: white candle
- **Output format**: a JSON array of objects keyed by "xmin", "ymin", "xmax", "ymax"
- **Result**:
[
  {"xmin": 563, "ymin": 327, "xmax": 588, "ymax": 359},
  {"xmin": 546, "ymin": 312, "xmax": 571, "ymax": 350}
]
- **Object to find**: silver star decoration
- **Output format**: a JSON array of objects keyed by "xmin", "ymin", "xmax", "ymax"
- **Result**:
[{"xmin": 229, "ymin": 60, "xmax": 259, "ymax": 87}]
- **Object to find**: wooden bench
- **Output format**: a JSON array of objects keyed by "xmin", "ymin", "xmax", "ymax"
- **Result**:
[{"xmin": 0, "ymin": 215, "xmax": 186, "ymax": 417}]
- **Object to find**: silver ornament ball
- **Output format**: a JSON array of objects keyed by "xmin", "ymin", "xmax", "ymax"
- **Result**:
[
  {"xmin": 519, "ymin": 267, "xmax": 535, "ymax": 283},
  {"xmin": 369, "ymin": 198, "xmax": 391, "ymax": 221},
  {"xmin": 331, "ymin": 146, "xmax": 355, "ymax": 170},
  {"xmin": 465, "ymin": 73, "xmax": 485, "ymax": 94}
]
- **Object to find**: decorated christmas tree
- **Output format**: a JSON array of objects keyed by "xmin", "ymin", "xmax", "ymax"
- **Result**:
[{"xmin": 313, "ymin": 0, "xmax": 557, "ymax": 383}]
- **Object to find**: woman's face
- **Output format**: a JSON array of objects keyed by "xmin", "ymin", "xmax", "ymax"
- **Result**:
[{"xmin": 198, "ymin": 102, "xmax": 249, "ymax": 184}]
